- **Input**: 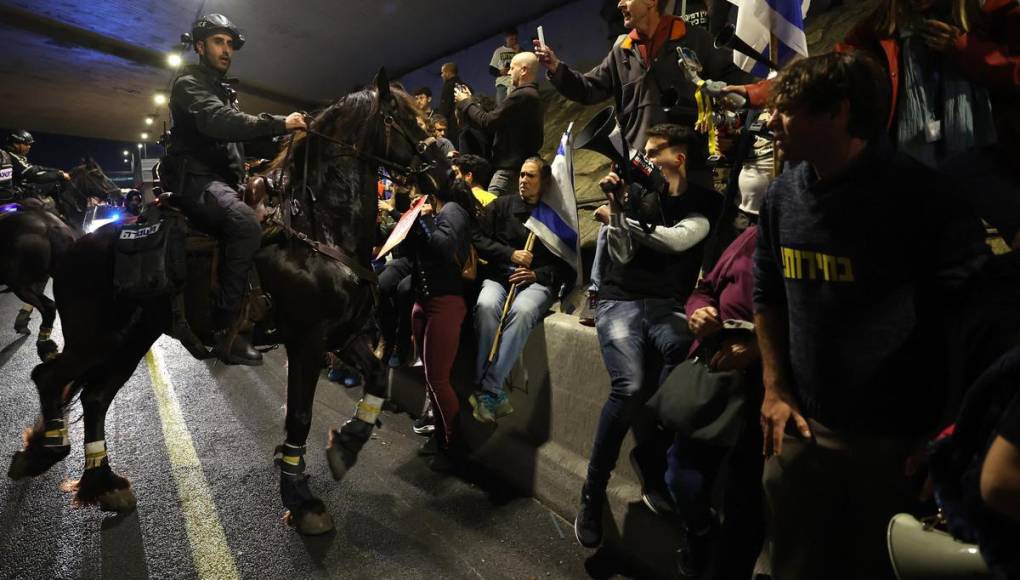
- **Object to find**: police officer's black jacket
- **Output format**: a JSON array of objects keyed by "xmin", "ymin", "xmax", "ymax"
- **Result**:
[
  {"xmin": 167, "ymin": 63, "xmax": 287, "ymax": 188},
  {"xmin": 7, "ymin": 150, "xmax": 63, "ymax": 188},
  {"xmin": 473, "ymin": 193, "xmax": 572, "ymax": 290}
]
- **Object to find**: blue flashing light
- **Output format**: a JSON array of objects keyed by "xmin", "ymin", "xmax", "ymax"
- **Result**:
[
  {"xmin": 2, "ymin": 205, "xmax": 18, "ymax": 213},
  {"xmin": 110, "ymin": 212, "xmax": 122, "ymax": 221}
]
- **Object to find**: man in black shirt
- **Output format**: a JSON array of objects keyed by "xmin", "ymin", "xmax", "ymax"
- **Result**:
[
  {"xmin": 754, "ymin": 53, "xmax": 988, "ymax": 580},
  {"xmin": 455, "ymin": 52, "xmax": 544, "ymax": 196},
  {"xmin": 471, "ymin": 158, "xmax": 573, "ymax": 422},
  {"xmin": 575, "ymin": 123, "xmax": 720, "ymax": 548}
]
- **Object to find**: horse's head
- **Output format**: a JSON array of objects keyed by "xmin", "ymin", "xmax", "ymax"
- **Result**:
[
  {"xmin": 69, "ymin": 158, "xmax": 120, "ymax": 201},
  {"xmin": 307, "ymin": 69, "xmax": 451, "ymax": 198},
  {"xmin": 369, "ymin": 68, "xmax": 451, "ymax": 197}
]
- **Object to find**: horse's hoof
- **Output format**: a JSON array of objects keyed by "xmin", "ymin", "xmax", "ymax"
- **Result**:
[
  {"xmin": 97, "ymin": 486, "xmax": 137, "ymax": 513},
  {"xmin": 36, "ymin": 340, "xmax": 58, "ymax": 362},
  {"xmin": 8, "ymin": 451, "xmax": 31, "ymax": 480},
  {"xmin": 13, "ymin": 311, "xmax": 30, "ymax": 335},
  {"xmin": 326, "ymin": 430, "xmax": 355, "ymax": 482},
  {"xmin": 286, "ymin": 508, "xmax": 334, "ymax": 536},
  {"xmin": 7, "ymin": 445, "xmax": 69, "ymax": 480}
]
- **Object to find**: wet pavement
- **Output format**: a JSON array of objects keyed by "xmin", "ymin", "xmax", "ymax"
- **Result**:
[{"xmin": 0, "ymin": 290, "xmax": 611, "ymax": 580}]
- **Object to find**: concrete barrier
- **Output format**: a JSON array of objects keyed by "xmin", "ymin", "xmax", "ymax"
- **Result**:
[{"xmin": 388, "ymin": 304, "xmax": 684, "ymax": 578}]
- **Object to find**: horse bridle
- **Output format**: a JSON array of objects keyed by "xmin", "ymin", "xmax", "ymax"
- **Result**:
[{"xmin": 276, "ymin": 99, "xmax": 438, "ymax": 283}]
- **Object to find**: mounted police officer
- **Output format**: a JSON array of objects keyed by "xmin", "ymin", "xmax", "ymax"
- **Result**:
[
  {"xmin": 163, "ymin": 13, "xmax": 306, "ymax": 365},
  {"xmin": 5, "ymin": 130, "xmax": 70, "ymax": 200}
]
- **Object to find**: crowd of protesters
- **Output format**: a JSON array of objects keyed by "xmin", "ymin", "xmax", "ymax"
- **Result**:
[{"xmin": 357, "ymin": 0, "xmax": 1020, "ymax": 578}]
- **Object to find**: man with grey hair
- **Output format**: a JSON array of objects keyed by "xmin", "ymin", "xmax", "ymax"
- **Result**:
[{"xmin": 454, "ymin": 52, "xmax": 544, "ymax": 196}]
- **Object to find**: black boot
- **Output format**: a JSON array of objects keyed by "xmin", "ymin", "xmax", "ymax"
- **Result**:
[
  {"xmin": 574, "ymin": 480, "xmax": 606, "ymax": 548},
  {"xmin": 213, "ymin": 308, "xmax": 262, "ymax": 366},
  {"xmin": 213, "ymin": 329, "xmax": 263, "ymax": 366}
]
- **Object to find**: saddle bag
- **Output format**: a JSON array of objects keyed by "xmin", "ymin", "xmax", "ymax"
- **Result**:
[{"xmin": 113, "ymin": 211, "xmax": 186, "ymax": 298}]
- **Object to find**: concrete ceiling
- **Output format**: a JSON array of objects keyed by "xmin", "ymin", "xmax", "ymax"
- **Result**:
[{"xmin": 0, "ymin": 0, "xmax": 574, "ymax": 142}]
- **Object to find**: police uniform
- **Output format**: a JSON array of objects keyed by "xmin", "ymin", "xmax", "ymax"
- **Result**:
[{"xmin": 163, "ymin": 14, "xmax": 288, "ymax": 357}]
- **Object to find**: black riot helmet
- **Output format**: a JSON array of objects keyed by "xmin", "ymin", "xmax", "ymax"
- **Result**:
[
  {"xmin": 190, "ymin": 14, "xmax": 245, "ymax": 50},
  {"xmin": 8, "ymin": 130, "xmax": 34, "ymax": 145}
]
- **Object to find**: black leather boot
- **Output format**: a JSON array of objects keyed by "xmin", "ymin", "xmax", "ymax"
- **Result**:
[{"xmin": 213, "ymin": 329, "xmax": 263, "ymax": 365}]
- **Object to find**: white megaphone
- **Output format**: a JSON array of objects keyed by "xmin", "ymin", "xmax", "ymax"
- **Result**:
[{"xmin": 887, "ymin": 513, "xmax": 992, "ymax": 580}]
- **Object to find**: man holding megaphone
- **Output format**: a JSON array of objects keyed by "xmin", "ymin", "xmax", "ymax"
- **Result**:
[{"xmin": 574, "ymin": 123, "xmax": 722, "ymax": 549}]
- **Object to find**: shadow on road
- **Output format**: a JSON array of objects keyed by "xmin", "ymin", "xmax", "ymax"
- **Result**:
[{"xmin": 0, "ymin": 334, "xmax": 30, "ymax": 370}]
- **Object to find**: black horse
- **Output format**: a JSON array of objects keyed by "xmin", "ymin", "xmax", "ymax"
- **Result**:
[
  {"xmin": 1, "ymin": 160, "xmax": 117, "ymax": 360},
  {"xmin": 8, "ymin": 73, "xmax": 449, "ymax": 534},
  {"xmin": 0, "ymin": 202, "xmax": 76, "ymax": 360}
]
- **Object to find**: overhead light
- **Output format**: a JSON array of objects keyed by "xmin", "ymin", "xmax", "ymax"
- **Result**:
[
  {"xmin": 140, "ymin": 132, "xmax": 149, "ymax": 140},
  {"xmin": 122, "ymin": 150, "xmax": 129, "ymax": 156},
  {"xmin": 145, "ymin": 117, "xmax": 154, "ymax": 126},
  {"xmin": 153, "ymin": 93, "xmax": 167, "ymax": 106},
  {"xmin": 137, "ymin": 143, "xmax": 143, "ymax": 149},
  {"xmin": 166, "ymin": 52, "xmax": 182, "ymax": 68}
]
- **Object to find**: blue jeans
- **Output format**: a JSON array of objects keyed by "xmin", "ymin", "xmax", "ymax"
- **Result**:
[
  {"xmin": 587, "ymin": 298, "xmax": 693, "ymax": 485},
  {"xmin": 588, "ymin": 225, "xmax": 607, "ymax": 294},
  {"xmin": 475, "ymin": 278, "xmax": 556, "ymax": 395}
]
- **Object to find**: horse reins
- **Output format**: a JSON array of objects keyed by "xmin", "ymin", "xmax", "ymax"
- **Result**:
[{"xmin": 274, "ymin": 103, "xmax": 437, "ymax": 285}]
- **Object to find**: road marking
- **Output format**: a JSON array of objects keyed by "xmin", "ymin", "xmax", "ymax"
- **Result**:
[{"xmin": 146, "ymin": 346, "xmax": 240, "ymax": 580}]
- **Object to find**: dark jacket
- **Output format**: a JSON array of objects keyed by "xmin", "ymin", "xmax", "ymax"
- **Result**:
[
  {"xmin": 410, "ymin": 201, "xmax": 472, "ymax": 300},
  {"xmin": 457, "ymin": 82, "xmax": 543, "ymax": 170},
  {"xmin": 473, "ymin": 193, "xmax": 572, "ymax": 289},
  {"xmin": 550, "ymin": 17, "xmax": 751, "ymax": 149},
  {"xmin": 167, "ymin": 63, "xmax": 287, "ymax": 188},
  {"xmin": 7, "ymin": 151, "xmax": 62, "ymax": 188},
  {"xmin": 439, "ymin": 76, "xmax": 462, "ymax": 136}
]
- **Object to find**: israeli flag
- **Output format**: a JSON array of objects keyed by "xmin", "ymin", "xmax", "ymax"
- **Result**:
[
  {"xmin": 524, "ymin": 124, "xmax": 582, "ymax": 287},
  {"xmin": 727, "ymin": 0, "xmax": 811, "ymax": 78}
]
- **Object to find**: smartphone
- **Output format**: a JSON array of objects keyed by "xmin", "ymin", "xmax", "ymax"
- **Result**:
[{"xmin": 537, "ymin": 25, "xmax": 546, "ymax": 49}]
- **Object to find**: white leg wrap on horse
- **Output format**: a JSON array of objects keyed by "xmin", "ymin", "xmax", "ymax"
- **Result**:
[
  {"xmin": 20, "ymin": 304, "xmax": 33, "ymax": 313},
  {"xmin": 38, "ymin": 327, "xmax": 52, "ymax": 341},
  {"xmin": 85, "ymin": 440, "xmax": 107, "ymax": 470},
  {"xmin": 354, "ymin": 395, "xmax": 384, "ymax": 424}
]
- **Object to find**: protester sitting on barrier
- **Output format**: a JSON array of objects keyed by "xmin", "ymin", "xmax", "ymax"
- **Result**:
[
  {"xmin": 753, "ymin": 52, "xmax": 989, "ymax": 580},
  {"xmin": 470, "ymin": 157, "xmax": 572, "ymax": 423},
  {"xmin": 407, "ymin": 180, "xmax": 480, "ymax": 470},
  {"xmin": 729, "ymin": 0, "xmax": 1020, "ymax": 249},
  {"xmin": 376, "ymin": 181, "xmax": 416, "ymax": 369},
  {"xmin": 575, "ymin": 123, "xmax": 721, "ymax": 549},
  {"xmin": 455, "ymin": 52, "xmax": 544, "ymax": 196},
  {"xmin": 654, "ymin": 225, "xmax": 763, "ymax": 579}
]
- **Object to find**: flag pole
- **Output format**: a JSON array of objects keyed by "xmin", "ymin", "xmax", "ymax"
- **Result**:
[
  {"xmin": 770, "ymin": 32, "xmax": 781, "ymax": 178},
  {"xmin": 487, "ymin": 232, "xmax": 536, "ymax": 364}
]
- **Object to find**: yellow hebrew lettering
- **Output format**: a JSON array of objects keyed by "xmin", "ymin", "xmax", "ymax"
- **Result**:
[{"xmin": 837, "ymin": 257, "xmax": 855, "ymax": 282}]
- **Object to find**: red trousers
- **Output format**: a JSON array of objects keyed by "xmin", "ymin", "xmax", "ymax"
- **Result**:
[{"xmin": 412, "ymin": 295, "xmax": 466, "ymax": 445}]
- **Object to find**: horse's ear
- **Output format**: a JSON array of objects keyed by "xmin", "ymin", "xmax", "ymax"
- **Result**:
[{"xmin": 374, "ymin": 68, "xmax": 392, "ymax": 104}]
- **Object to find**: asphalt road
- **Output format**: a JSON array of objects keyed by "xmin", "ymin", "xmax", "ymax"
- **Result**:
[{"xmin": 0, "ymin": 289, "xmax": 604, "ymax": 580}]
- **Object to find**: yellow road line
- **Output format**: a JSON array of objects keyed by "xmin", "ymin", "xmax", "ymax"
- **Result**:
[{"xmin": 146, "ymin": 347, "xmax": 240, "ymax": 580}]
